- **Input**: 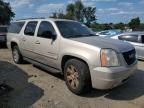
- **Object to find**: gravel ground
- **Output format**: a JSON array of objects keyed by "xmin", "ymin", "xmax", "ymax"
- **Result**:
[{"xmin": 0, "ymin": 48, "xmax": 144, "ymax": 108}]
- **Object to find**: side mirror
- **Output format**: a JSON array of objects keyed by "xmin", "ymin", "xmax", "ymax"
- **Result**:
[{"xmin": 51, "ymin": 33, "xmax": 56, "ymax": 40}]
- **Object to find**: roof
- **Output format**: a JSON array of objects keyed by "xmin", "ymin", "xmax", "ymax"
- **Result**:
[{"xmin": 15, "ymin": 17, "xmax": 75, "ymax": 22}]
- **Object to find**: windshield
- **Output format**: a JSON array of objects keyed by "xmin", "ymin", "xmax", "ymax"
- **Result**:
[
  {"xmin": 0, "ymin": 27, "xmax": 7, "ymax": 33},
  {"xmin": 55, "ymin": 21, "xmax": 96, "ymax": 38}
]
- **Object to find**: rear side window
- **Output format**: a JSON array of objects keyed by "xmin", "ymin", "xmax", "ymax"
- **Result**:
[
  {"xmin": 0, "ymin": 27, "xmax": 7, "ymax": 33},
  {"xmin": 24, "ymin": 21, "xmax": 38, "ymax": 36},
  {"xmin": 8, "ymin": 22, "xmax": 25, "ymax": 33}
]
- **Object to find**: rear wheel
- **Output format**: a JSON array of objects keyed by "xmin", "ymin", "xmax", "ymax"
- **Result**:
[
  {"xmin": 64, "ymin": 59, "xmax": 92, "ymax": 95},
  {"xmin": 12, "ymin": 46, "xmax": 23, "ymax": 64}
]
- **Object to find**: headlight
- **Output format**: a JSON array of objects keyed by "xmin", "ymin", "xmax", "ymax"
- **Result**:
[{"xmin": 101, "ymin": 49, "xmax": 120, "ymax": 67}]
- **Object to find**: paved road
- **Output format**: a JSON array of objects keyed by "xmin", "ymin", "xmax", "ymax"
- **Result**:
[{"xmin": 0, "ymin": 49, "xmax": 144, "ymax": 108}]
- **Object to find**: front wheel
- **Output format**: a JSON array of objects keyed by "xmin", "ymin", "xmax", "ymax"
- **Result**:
[
  {"xmin": 12, "ymin": 46, "xmax": 23, "ymax": 64},
  {"xmin": 64, "ymin": 59, "xmax": 92, "ymax": 95}
]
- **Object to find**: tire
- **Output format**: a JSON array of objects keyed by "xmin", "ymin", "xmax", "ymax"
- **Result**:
[
  {"xmin": 64, "ymin": 59, "xmax": 92, "ymax": 95},
  {"xmin": 12, "ymin": 46, "xmax": 23, "ymax": 64}
]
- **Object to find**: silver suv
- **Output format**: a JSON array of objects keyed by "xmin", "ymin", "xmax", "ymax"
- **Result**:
[{"xmin": 7, "ymin": 18, "xmax": 137, "ymax": 94}]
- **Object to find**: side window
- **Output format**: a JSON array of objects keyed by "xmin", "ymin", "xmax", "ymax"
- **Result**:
[
  {"xmin": 141, "ymin": 35, "xmax": 144, "ymax": 43},
  {"xmin": 8, "ymin": 22, "xmax": 25, "ymax": 33},
  {"xmin": 24, "ymin": 21, "xmax": 37, "ymax": 36},
  {"xmin": 0, "ymin": 27, "xmax": 7, "ymax": 33},
  {"xmin": 37, "ymin": 21, "xmax": 56, "ymax": 39},
  {"xmin": 119, "ymin": 35, "xmax": 139, "ymax": 43}
]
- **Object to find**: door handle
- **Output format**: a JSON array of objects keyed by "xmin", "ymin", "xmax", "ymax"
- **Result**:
[{"xmin": 35, "ymin": 41, "xmax": 40, "ymax": 44}]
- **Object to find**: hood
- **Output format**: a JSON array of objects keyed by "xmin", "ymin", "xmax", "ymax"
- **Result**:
[{"xmin": 71, "ymin": 36, "xmax": 134, "ymax": 53}]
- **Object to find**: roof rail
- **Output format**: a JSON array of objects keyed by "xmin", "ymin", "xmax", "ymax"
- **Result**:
[{"xmin": 16, "ymin": 17, "xmax": 45, "ymax": 21}]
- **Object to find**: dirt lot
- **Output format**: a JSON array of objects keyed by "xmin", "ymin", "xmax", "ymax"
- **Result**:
[{"xmin": 0, "ymin": 48, "xmax": 144, "ymax": 108}]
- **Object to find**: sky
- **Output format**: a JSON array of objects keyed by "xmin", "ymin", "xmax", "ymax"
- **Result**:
[{"xmin": 4, "ymin": 0, "xmax": 144, "ymax": 23}]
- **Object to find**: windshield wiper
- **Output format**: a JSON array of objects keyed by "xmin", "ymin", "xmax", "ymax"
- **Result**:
[
  {"xmin": 85, "ymin": 34, "xmax": 97, "ymax": 36},
  {"xmin": 67, "ymin": 34, "xmax": 85, "ymax": 38}
]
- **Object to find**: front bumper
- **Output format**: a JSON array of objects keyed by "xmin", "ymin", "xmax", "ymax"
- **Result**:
[{"xmin": 90, "ymin": 61, "xmax": 137, "ymax": 90}]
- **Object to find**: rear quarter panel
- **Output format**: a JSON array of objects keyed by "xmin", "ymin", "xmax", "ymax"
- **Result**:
[{"xmin": 7, "ymin": 33, "xmax": 20, "ymax": 49}]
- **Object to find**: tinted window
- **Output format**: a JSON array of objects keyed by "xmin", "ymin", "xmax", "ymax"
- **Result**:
[
  {"xmin": 0, "ymin": 27, "xmax": 7, "ymax": 33},
  {"xmin": 24, "ymin": 21, "xmax": 37, "ymax": 36},
  {"xmin": 37, "ymin": 21, "xmax": 56, "ymax": 39},
  {"xmin": 141, "ymin": 35, "xmax": 144, "ymax": 43},
  {"xmin": 119, "ymin": 34, "xmax": 139, "ymax": 43},
  {"xmin": 55, "ymin": 21, "xmax": 95, "ymax": 38},
  {"xmin": 8, "ymin": 22, "xmax": 25, "ymax": 33}
]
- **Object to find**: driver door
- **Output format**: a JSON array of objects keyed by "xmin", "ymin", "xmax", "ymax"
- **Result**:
[{"xmin": 34, "ymin": 21, "xmax": 60, "ymax": 68}]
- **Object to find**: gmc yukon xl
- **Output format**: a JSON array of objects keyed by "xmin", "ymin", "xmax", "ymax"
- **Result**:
[{"xmin": 7, "ymin": 18, "xmax": 137, "ymax": 94}]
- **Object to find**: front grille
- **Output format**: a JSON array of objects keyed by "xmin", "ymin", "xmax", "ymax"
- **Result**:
[{"xmin": 123, "ymin": 49, "xmax": 136, "ymax": 65}]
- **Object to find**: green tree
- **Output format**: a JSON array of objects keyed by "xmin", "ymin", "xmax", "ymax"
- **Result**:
[
  {"xmin": 139, "ymin": 23, "xmax": 144, "ymax": 31},
  {"xmin": 49, "ymin": 12, "xmax": 57, "ymax": 18},
  {"xmin": 90, "ymin": 23, "xmax": 106, "ymax": 31},
  {"xmin": 83, "ymin": 7, "xmax": 96, "ymax": 27},
  {"xmin": 51, "ymin": 0, "xmax": 96, "ymax": 25},
  {"xmin": 74, "ymin": 0, "xmax": 84, "ymax": 21},
  {"xmin": 57, "ymin": 12, "xmax": 65, "ymax": 19},
  {"xmin": 0, "ymin": 0, "xmax": 15, "ymax": 24},
  {"xmin": 65, "ymin": 0, "xmax": 96, "ymax": 24},
  {"xmin": 50, "ymin": 11, "xmax": 65, "ymax": 19},
  {"xmin": 65, "ymin": 3, "xmax": 75, "ymax": 20},
  {"xmin": 128, "ymin": 17, "xmax": 140, "ymax": 30},
  {"xmin": 65, "ymin": 1, "xmax": 84, "ymax": 21},
  {"xmin": 114, "ymin": 22, "xmax": 125, "ymax": 30}
]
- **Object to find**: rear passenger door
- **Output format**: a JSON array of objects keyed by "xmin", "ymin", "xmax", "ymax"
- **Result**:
[
  {"xmin": 21, "ymin": 21, "xmax": 38, "ymax": 59},
  {"xmin": 34, "ymin": 21, "xmax": 60, "ymax": 68}
]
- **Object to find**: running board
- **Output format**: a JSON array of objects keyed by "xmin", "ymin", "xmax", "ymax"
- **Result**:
[{"xmin": 24, "ymin": 57, "xmax": 61, "ymax": 73}]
